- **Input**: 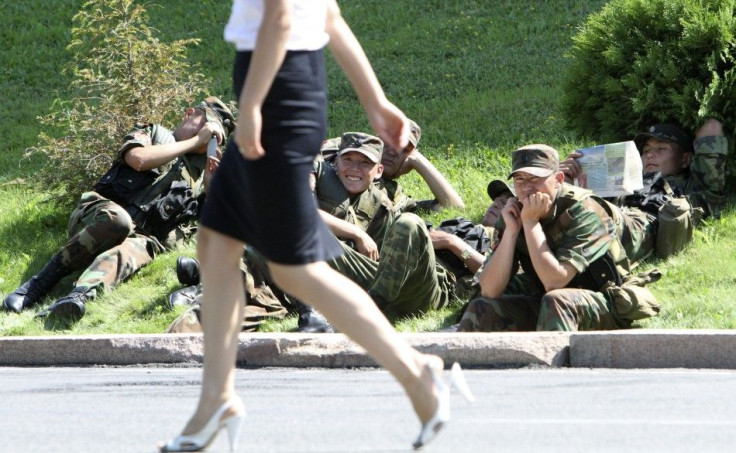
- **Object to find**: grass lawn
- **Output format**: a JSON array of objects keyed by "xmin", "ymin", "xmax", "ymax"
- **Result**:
[{"xmin": 1, "ymin": 0, "xmax": 735, "ymax": 335}]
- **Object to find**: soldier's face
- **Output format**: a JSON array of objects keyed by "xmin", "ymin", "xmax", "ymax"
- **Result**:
[
  {"xmin": 336, "ymin": 151, "xmax": 383, "ymax": 196},
  {"xmin": 176, "ymin": 108, "xmax": 207, "ymax": 141},
  {"xmin": 482, "ymin": 192, "xmax": 512, "ymax": 227},
  {"xmin": 640, "ymin": 138, "xmax": 692, "ymax": 176},
  {"xmin": 380, "ymin": 143, "xmax": 413, "ymax": 179},
  {"xmin": 512, "ymin": 171, "xmax": 562, "ymax": 203}
]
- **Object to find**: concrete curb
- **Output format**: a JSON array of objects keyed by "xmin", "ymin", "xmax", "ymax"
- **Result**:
[
  {"xmin": 570, "ymin": 330, "xmax": 736, "ymax": 369},
  {"xmin": 0, "ymin": 329, "xmax": 734, "ymax": 369}
]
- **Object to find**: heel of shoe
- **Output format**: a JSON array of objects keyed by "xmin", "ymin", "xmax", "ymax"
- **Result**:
[
  {"xmin": 450, "ymin": 362, "xmax": 475, "ymax": 403},
  {"xmin": 412, "ymin": 363, "xmax": 450, "ymax": 450},
  {"xmin": 225, "ymin": 411, "xmax": 245, "ymax": 452},
  {"xmin": 159, "ymin": 395, "xmax": 245, "ymax": 452}
]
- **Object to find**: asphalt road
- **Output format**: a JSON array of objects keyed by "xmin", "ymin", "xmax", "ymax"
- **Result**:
[{"xmin": 1, "ymin": 366, "xmax": 735, "ymax": 452}]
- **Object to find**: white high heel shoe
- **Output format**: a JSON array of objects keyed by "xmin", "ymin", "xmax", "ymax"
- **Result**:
[
  {"xmin": 413, "ymin": 362, "xmax": 474, "ymax": 450},
  {"xmin": 159, "ymin": 396, "xmax": 246, "ymax": 452}
]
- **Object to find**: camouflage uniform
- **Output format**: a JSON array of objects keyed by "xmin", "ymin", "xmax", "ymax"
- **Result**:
[
  {"xmin": 667, "ymin": 134, "xmax": 728, "ymax": 219},
  {"xmin": 458, "ymin": 183, "xmax": 635, "ymax": 332},
  {"xmin": 166, "ymin": 247, "xmax": 292, "ymax": 333},
  {"xmin": 314, "ymin": 157, "xmax": 454, "ymax": 317},
  {"xmin": 320, "ymin": 133, "xmax": 439, "ymax": 213},
  {"xmin": 65, "ymin": 123, "xmax": 207, "ymax": 298}
]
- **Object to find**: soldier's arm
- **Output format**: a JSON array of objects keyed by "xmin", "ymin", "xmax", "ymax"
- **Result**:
[
  {"xmin": 429, "ymin": 230, "xmax": 484, "ymax": 273},
  {"xmin": 521, "ymin": 193, "xmax": 577, "ymax": 291},
  {"xmin": 692, "ymin": 118, "xmax": 727, "ymax": 191},
  {"xmin": 403, "ymin": 151, "xmax": 465, "ymax": 209},
  {"xmin": 124, "ymin": 122, "xmax": 220, "ymax": 171},
  {"xmin": 318, "ymin": 210, "xmax": 379, "ymax": 260}
]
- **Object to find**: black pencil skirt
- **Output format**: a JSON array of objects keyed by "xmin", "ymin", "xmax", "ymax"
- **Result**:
[{"xmin": 200, "ymin": 49, "xmax": 343, "ymax": 265}]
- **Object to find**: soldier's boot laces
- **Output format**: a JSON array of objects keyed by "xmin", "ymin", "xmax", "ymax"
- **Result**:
[
  {"xmin": 3, "ymin": 254, "xmax": 71, "ymax": 313},
  {"xmin": 37, "ymin": 287, "xmax": 91, "ymax": 322},
  {"xmin": 297, "ymin": 302, "xmax": 334, "ymax": 333}
]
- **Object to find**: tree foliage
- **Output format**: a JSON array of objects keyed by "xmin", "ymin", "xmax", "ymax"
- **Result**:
[
  {"xmin": 30, "ymin": 0, "xmax": 209, "ymax": 203},
  {"xmin": 562, "ymin": 0, "xmax": 736, "ymax": 179}
]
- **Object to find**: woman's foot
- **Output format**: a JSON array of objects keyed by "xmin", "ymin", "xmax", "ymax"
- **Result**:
[{"xmin": 159, "ymin": 395, "xmax": 245, "ymax": 452}]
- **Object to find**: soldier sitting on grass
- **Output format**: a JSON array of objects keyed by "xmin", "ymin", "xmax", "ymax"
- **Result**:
[
  {"xmin": 457, "ymin": 144, "xmax": 660, "ymax": 332},
  {"xmin": 166, "ymin": 133, "xmax": 457, "ymax": 333},
  {"xmin": 3, "ymin": 97, "xmax": 233, "ymax": 322},
  {"xmin": 321, "ymin": 119, "xmax": 465, "ymax": 212}
]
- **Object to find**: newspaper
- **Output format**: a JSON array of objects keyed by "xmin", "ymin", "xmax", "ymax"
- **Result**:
[{"xmin": 573, "ymin": 140, "xmax": 643, "ymax": 198}]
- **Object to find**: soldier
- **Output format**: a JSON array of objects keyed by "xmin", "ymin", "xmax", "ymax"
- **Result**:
[
  {"xmin": 167, "ymin": 132, "xmax": 455, "ymax": 333},
  {"xmin": 316, "ymin": 132, "xmax": 455, "ymax": 319},
  {"xmin": 321, "ymin": 119, "xmax": 465, "ymax": 212},
  {"xmin": 457, "ymin": 144, "xmax": 656, "ymax": 332},
  {"xmin": 560, "ymin": 119, "xmax": 728, "ymax": 219},
  {"xmin": 3, "ymin": 97, "xmax": 234, "ymax": 321}
]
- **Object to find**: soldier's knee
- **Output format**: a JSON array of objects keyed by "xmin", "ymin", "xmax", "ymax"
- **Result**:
[
  {"xmin": 540, "ymin": 289, "xmax": 573, "ymax": 311},
  {"xmin": 389, "ymin": 213, "xmax": 426, "ymax": 237},
  {"xmin": 107, "ymin": 208, "xmax": 135, "ymax": 237}
]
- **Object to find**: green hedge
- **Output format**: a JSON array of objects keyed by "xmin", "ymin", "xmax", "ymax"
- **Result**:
[{"xmin": 562, "ymin": 0, "xmax": 736, "ymax": 177}]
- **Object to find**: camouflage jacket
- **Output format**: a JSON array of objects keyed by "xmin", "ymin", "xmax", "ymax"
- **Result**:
[
  {"xmin": 375, "ymin": 178, "xmax": 438, "ymax": 213},
  {"xmin": 93, "ymin": 123, "xmax": 208, "ymax": 248},
  {"xmin": 113, "ymin": 123, "xmax": 208, "ymax": 208},
  {"xmin": 320, "ymin": 136, "xmax": 437, "ymax": 213},
  {"xmin": 313, "ymin": 159, "xmax": 395, "ymax": 249},
  {"xmin": 492, "ymin": 183, "xmax": 630, "ymax": 294},
  {"xmin": 666, "ymin": 134, "xmax": 728, "ymax": 219}
]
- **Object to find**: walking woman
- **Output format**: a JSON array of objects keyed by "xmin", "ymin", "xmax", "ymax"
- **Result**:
[{"xmin": 159, "ymin": 1, "xmax": 471, "ymax": 451}]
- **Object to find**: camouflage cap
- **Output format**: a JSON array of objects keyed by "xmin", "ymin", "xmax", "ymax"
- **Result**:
[
  {"xmin": 509, "ymin": 144, "xmax": 560, "ymax": 178},
  {"xmin": 408, "ymin": 120, "xmax": 422, "ymax": 148},
  {"xmin": 197, "ymin": 96, "xmax": 235, "ymax": 137},
  {"xmin": 487, "ymin": 179, "xmax": 514, "ymax": 200},
  {"xmin": 337, "ymin": 132, "xmax": 383, "ymax": 163},
  {"xmin": 633, "ymin": 124, "xmax": 693, "ymax": 154}
]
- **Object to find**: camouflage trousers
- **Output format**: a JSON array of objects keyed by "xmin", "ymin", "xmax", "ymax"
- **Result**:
[
  {"xmin": 60, "ymin": 191, "xmax": 163, "ymax": 297},
  {"xmin": 457, "ymin": 274, "xmax": 623, "ymax": 332},
  {"xmin": 329, "ymin": 213, "xmax": 454, "ymax": 318},
  {"xmin": 618, "ymin": 206, "xmax": 657, "ymax": 265},
  {"xmin": 166, "ymin": 247, "xmax": 292, "ymax": 333}
]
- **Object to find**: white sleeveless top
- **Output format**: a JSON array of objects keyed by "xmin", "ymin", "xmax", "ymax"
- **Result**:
[{"xmin": 224, "ymin": 0, "xmax": 329, "ymax": 51}]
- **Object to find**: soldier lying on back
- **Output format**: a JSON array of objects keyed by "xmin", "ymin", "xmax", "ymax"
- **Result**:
[{"xmin": 3, "ymin": 97, "xmax": 233, "ymax": 321}]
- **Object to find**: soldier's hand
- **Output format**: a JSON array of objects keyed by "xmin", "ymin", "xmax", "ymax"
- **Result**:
[
  {"xmin": 520, "ymin": 192, "xmax": 552, "ymax": 224},
  {"xmin": 235, "ymin": 107, "xmax": 266, "ymax": 160},
  {"xmin": 394, "ymin": 149, "xmax": 419, "ymax": 178},
  {"xmin": 355, "ymin": 231, "xmax": 380, "ymax": 261},
  {"xmin": 501, "ymin": 197, "xmax": 522, "ymax": 233},
  {"xmin": 429, "ymin": 229, "xmax": 461, "ymax": 251},
  {"xmin": 196, "ymin": 121, "xmax": 226, "ymax": 152},
  {"xmin": 559, "ymin": 152, "xmax": 582, "ymax": 183}
]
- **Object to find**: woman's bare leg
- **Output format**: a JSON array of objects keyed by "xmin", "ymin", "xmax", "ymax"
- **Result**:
[
  {"xmin": 181, "ymin": 226, "xmax": 246, "ymax": 433},
  {"xmin": 269, "ymin": 261, "xmax": 442, "ymax": 424}
]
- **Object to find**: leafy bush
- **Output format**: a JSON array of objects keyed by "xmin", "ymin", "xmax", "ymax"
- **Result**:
[
  {"xmin": 30, "ymin": 0, "xmax": 209, "ymax": 204},
  {"xmin": 562, "ymin": 0, "xmax": 736, "ymax": 177}
]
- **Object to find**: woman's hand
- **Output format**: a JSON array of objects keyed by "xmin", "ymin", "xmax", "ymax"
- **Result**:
[{"xmin": 235, "ymin": 106, "xmax": 266, "ymax": 160}]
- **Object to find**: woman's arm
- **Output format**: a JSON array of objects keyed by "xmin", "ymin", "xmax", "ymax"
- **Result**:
[{"xmin": 325, "ymin": 0, "xmax": 408, "ymax": 153}]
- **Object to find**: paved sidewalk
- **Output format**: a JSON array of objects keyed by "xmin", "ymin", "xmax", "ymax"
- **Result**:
[{"xmin": 2, "ymin": 329, "xmax": 736, "ymax": 369}]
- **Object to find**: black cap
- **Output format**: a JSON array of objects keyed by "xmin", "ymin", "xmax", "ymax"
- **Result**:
[
  {"xmin": 487, "ymin": 179, "xmax": 513, "ymax": 200},
  {"xmin": 633, "ymin": 124, "xmax": 693, "ymax": 154}
]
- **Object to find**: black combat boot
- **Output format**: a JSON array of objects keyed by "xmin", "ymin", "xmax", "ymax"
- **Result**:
[
  {"xmin": 37, "ymin": 287, "xmax": 91, "ymax": 322},
  {"xmin": 176, "ymin": 257, "xmax": 201, "ymax": 286},
  {"xmin": 168, "ymin": 285, "xmax": 200, "ymax": 309},
  {"xmin": 4, "ymin": 254, "xmax": 71, "ymax": 313},
  {"xmin": 297, "ymin": 302, "xmax": 334, "ymax": 333}
]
